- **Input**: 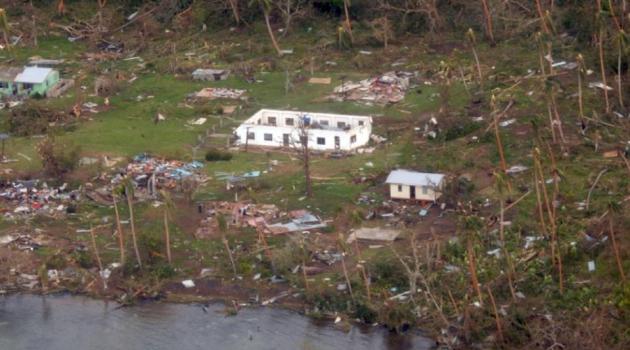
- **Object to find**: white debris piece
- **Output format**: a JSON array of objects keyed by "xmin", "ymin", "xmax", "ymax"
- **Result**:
[
  {"xmin": 506, "ymin": 165, "xmax": 529, "ymax": 174},
  {"xmin": 588, "ymin": 82, "xmax": 613, "ymax": 91},
  {"xmin": 182, "ymin": 279, "xmax": 196, "ymax": 288},
  {"xmin": 499, "ymin": 119, "xmax": 517, "ymax": 127}
]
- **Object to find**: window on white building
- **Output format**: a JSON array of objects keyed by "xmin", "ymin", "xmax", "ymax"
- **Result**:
[
  {"xmin": 337, "ymin": 121, "xmax": 346, "ymax": 128},
  {"xmin": 319, "ymin": 120, "xmax": 329, "ymax": 126},
  {"xmin": 285, "ymin": 118, "xmax": 294, "ymax": 126},
  {"xmin": 422, "ymin": 186, "xmax": 428, "ymax": 194},
  {"xmin": 350, "ymin": 135, "xmax": 357, "ymax": 143},
  {"xmin": 358, "ymin": 121, "xmax": 364, "ymax": 126},
  {"xmin": 317, "ymin": 137, "xmax": 326, "ymax": 145},
  {"xmin": 397, "ymin": 185, "xmax": 402, "ymax": 192},
  {"xmin": 268, "ymin": 117, "xmax": 276, "ymax": 125},
  {"xmin": 247, "ymin": 132, "xmax": 255, "ymax": 140},
  {"xmin": 264, "ymin": 133, "xmax": 273, "ymax": 141}
]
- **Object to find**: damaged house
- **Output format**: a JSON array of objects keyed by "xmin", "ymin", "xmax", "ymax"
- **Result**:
[
  {"xmin": 0, "ymin": 66, "xmax": 61, "ymax": 98},
  {"xmin": 234, "ymin": 109, "xmax": 372, "ymax": 151},
  {"xmin": 14, "ymin": 67, "xmax": 60, "ymax": 97},
  {"xmin": 385, "ymin": 169, "xmax": 445, "ymax": 202},
  {"xmin": 0, "ymin": 67, "xmax": 21, "ymax": 97}
]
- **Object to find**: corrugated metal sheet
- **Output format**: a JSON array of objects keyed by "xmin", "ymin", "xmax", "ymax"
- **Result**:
[
  {"xmin": 15, "ymin": 67, "xmax": 53, "ymax": 84},
  {"xmin": 385, "ymin": 169, "xmax": 445, "ymax": 187}
]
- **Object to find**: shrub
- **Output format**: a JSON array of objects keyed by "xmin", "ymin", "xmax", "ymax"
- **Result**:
[
  {"xmin": 205, "ymin": 149, "xmax": 233, "ymax": 162},
  {"xmin": 37, "ymin": 136, "xmax": 81, "ymax": 179},
  {"xmin": 8, "ymin": 105, "xmax": 66, "ymax": 136},
  {"xmin": 151, "ymin": 263, "xmax": 176, "ymax": 280}
]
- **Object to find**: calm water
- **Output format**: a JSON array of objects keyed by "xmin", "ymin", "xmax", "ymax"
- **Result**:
[{"xmin": 0, "ymin": 294, "xmax": 434, "ymax": 350}]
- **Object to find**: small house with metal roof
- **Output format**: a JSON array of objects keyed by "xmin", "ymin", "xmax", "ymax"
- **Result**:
[
  {"xmin": 385, "ymin": 169, "xmax": 445, "ymax": 202},
  {"xmin": 14, "ymin": 67, "xmax": 59, "ymax": 97}
]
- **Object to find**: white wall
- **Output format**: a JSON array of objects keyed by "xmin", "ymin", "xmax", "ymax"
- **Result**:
[
  {"xmin": 389, "ymin": 183, "xmax": 443, "ymax": 201},
  {"xmin": 235, "ymin": 109, "xmax": 372, "ymax": 151}
]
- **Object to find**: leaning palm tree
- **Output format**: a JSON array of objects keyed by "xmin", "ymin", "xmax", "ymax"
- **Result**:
[
  {"xmin": 123, "ymin": 177, "xmax": 142, "ymax": 268},
  {"xmin": 250, "ymin": 0, "xmax": 282, "ymax": 56},
  {"xmin": 342, "ymin": 0, "xmax": 354, "ymax": 44},
  {"xmin": 159, "ymin": 190, "xmax": 174, "ymax": 264}
]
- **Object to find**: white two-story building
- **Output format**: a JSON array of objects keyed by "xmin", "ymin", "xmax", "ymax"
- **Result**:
[{"xmin": 234, "ymin": 109, "xmax": 372, "ymax": 151}]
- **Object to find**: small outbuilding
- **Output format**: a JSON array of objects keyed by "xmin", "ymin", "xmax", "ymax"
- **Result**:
[
  {"xmin": 385, "ymin": 169, "xmax": 445, "ymax": 202},
  {"xmin": 0, "ymin": 67, "xmax": 22, "ymax": 97},
  {"xmin": 14, "ymin": 67, "xmax": 60, "ymax": 97},
  {"xmin": 192, "ymin": 68, "xmax": 230, "ymax": 81}
]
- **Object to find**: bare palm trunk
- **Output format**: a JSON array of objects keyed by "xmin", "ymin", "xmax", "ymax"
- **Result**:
[
  {"xmin": 617, "ymin": 35, "xmax": 625, "ymax": 109},
  {"xmin": 343, "ymin": 0, "xmax": 354, "ymax": 44},
  {"xmin": 90, "ymin": 227, "xmax": 106, "ymax": 289},
  {"xmin": 480, "ymin": 0, "xmax": 495, "ymax": 44},
  {"xmin": 163, "ymin": 210, "xmax": 172, "ymax": 264},
  {"xmin": 467, "ymin": 238, "xmax": 483, "ymax": 306},
  {"xmin": 228, "ymin": 0, "xmax": 241, "ymax": 25},
  {"xmin": 598, "ymin": 30, "xmax": 611, "ymax": 113},
  {"xmin": 112, "ymin": 193, "xmax": 125, "ymax": 265},
  {"xmin": 609, "ymin": 217, "xmax": 626, "ymax": 281},
  {"xmin": 126, "ymin": 187, "xmax": 142, "ymax": 268},
  {"xmin": 223, "ymin": 236, "xmax": 238, "ymax": 278},
  {"xmin": 577, "ymin": 54, "xmax": 585, "ymax": 123},
  {"xmin": 340, "ymin": 253, "xmax": 355, "ymax": 302},
  {"xmin": 535, "ymin": 0, "xmax": 550, "ymax": 33},
  {"xmin": 486, "ymin": 286, "xmax": 504, "ymax": 343},
  {"xmin": 262, "ymin": 7, "xmax": 282, "ymax": 56},
  {"xmin": 471, "ymin": 45, "xmax": 483, "ymax": 88},
  {"xmin": 304, "ymin": 144, "xmax": 312, "ymax": 197}
]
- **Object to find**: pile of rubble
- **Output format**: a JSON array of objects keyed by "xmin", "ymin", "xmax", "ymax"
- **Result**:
[
  {"xmin": 0, "ymin": 232, "xmax": 47, "ymax": 251},
  {"xmin": 192, "ymin": 87, "xmax": 246, "ymax": 100},
  {"xmin": 0, "ymin": 180, "xmax": 79, "ymax": 217},
  {"xmin": 89, "ymin": 154, "xmax": 208, "ymax": 203},
  {"xmin": 195, "ymin": 201, "xmax": 327, "ymax": 238},
  {"xmin": 330, "ymin": 71, "xmax": 415, "ymax": 105}
]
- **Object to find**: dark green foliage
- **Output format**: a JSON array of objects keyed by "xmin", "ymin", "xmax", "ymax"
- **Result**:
[
  {"xmin": 205, "ymin": 149, "xmax": 233, "ymax": 162},
  {"xmin": 151, "ymin": 263, "xmax": 176, "ymax": 279},
  {"xmin": 444, "ymin": 121, "xmax": 481, "ymax": 141},
  {"xmin": 37, "ymin": 136, "xmax": 81, "ymax": 179},
  {"xmin": 7, "ymin": 105, "xmax": 66, "ymax": 136},
  {"xmin": 354, "ymin": 300, "xmax": 378, "ymax": 324},
  {"xmin": 72, "ymin": 250, "xmax": 94, "ymax": 269},
  {"xmin": 368, "ymin": 256, "xmax": 407, "ymax": 289},
  {"xmin": 45, "ymin": 253, "xmax": 67, "ymax": 270}
]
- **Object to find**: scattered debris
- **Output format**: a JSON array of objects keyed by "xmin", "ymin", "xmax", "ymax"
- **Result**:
[
  {"xmin": 193, "ymin": 87, "xmax": 245, "ymax": 100},
  {"xmin": 330, "ymin": 71, "xmax": 414, "ymax": 104},
  {"xmin": 0, "ymin": 181, "xmax": 77, "ymax": 218},
  {"xmin": 267, "ymin": 210, "xmax": 327, "ymax": 235},
  {"xmin": 308, "ymin": 77, "xmax": 332, "ymax": 85}
]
